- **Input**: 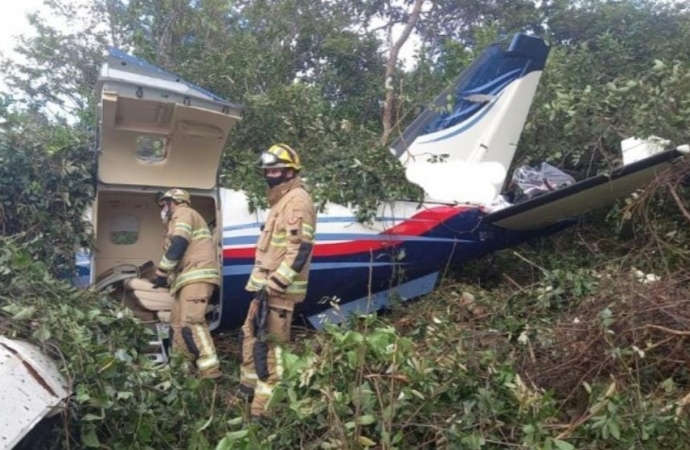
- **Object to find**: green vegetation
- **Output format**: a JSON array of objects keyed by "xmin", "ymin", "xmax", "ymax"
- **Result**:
[{"xmin": 2, "ymin": 0, "xmax": 690, "ymax": 448}]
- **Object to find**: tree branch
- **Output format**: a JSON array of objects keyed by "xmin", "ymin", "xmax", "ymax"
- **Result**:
[{"xmin": 646, "ymin": 323, "xmax": 690, "ymax": 336}]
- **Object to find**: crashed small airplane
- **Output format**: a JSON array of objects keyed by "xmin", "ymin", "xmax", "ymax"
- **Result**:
[
  {"xmin": 3, "ymin": 31, "xmax": 689, "ymax": 448},
  {"xmin": 77, "ymin": 32, "xmax": 689, "ymax": 340},
  {"xmin": 77, "ymin": 31, "xmax": 688, "ymax": 340}
]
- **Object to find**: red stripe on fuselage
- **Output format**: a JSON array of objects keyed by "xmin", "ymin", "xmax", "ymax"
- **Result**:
[
  {"xmin": 382, "ymin": 205, "xmax": 470, "ymax": 236},
  {"xmin": 222, "ymin": 205, "xmax": 472, "ymax": 259}
]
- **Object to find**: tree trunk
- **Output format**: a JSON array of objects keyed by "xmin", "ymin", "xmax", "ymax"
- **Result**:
[{"xmin": 380, "ymin": 0, "xmax": 425, "ymax": 146}]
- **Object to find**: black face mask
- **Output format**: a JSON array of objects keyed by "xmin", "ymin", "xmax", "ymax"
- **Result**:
[{"xmin": 266, "ymin": 171, "xmax": 290, "ymax": 189}]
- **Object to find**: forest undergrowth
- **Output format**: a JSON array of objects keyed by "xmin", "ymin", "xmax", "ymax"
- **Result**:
[{"xmin": 5, "ymin": 200, "xmax": 690, "ymax": 449}]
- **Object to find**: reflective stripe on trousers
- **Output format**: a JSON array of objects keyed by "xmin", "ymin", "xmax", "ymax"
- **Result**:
[
  {"xmin": 171, "ymin": 283, "xmax": 220, "ymax": 374},
  {"xmin": 252, "ymin": 345, "xmax": 284, "ymax": 415},
  {"xmin": 240, "ymin": 296, "xmax": 291, "ymax": 417},
  {"xmin": 195, "ymin": 324, "xmax": 219, "ymax": 370},
  {"xmin": 241, "ymin": 367, "xmax": 258, "ymax": 385}
]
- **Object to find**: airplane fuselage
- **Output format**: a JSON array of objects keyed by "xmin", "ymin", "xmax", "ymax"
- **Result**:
[
  {"xmin": 79, "ymin": 32, "xmax": 677, "ymax": 334},
  {"xmin": 75, "ymin": 190, "xmax": 574, "ymax": 330},
  {"xmin": 215, "ymin": 191, "xmax": 574, "ymax": 329}
]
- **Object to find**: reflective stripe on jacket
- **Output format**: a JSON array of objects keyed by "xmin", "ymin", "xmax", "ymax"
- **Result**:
[
  {"xmin": 245, "ymin": 177, "xmax": 316, "ymax": 304},
  {"xmin": 160, "ymin": 204, "xmax": 219, "ymax": 294}
]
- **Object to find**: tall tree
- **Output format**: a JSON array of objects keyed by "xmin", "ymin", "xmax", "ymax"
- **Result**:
[
  {"xmin": 381, "ymin": 0, "xmax": 425, "ymax": 145},
  {"xmin": 0, "ymin": 0, "xmax": 129, "ymax": 123}
]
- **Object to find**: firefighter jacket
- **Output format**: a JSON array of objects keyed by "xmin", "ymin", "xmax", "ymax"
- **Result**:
[
  {"xmin": 245, "ymin": 177, "xmax": 316, "ymax": 305},
  {"xmin": 158, "ymin": 204, "xmax": 220, "ymax": 294}
]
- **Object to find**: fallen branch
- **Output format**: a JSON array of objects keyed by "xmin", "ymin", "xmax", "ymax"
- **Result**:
[
  {"xmin": 666, "ymin": 181, "xmax": 690, "ymax": 225},
  {"xmin": 645, "ymin": 324, "xmax": 690, "ymax": 336}
]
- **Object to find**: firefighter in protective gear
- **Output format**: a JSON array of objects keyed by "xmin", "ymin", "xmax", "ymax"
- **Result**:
[
  {"xmin": 154, "ymin": 188, "xmax": 222, "ymax": 379},
  {"xmin": 239, "ymin": 144, "xmax": 316, "ymax": 418}
]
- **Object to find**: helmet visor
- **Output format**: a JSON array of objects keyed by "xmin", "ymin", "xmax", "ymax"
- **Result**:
[{"xmin": 259, "ymin": 151, "xmax": 283, "ymax": 168}]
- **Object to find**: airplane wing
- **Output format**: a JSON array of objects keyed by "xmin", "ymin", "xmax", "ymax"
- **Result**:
[{"xmin": 483, "ymin": 148, "xmax": 687, "ymax": 231}]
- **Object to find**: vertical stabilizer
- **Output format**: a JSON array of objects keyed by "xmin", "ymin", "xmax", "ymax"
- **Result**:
[{"xmin": 390, "ymin": 33, "xmax": 550, "ymax": 204}]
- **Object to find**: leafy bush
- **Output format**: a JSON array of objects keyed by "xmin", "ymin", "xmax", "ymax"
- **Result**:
[
  {"xmin": 221, "ymin": 82, "xmax": 423, "ymax": 221},
  {"xmin": 0, "ymin": 235, "xmax": 247, "ymax": 449},
  {"xmin": 0, "ymin": 129, "xmax": 93, "ymax": 276}
]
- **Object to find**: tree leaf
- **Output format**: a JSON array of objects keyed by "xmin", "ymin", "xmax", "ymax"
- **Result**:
[
  {"xmin": 358, "ymin": 415, "xmax": 376, "ymax": 425},
  {"xmin": 357, "ymin": 435, "xmax": 377, "ymax": 447},
  {"xmin": 215, "ymin": 430, "xmax": 249, "ymax": 449},
  {"xmin": 82, "ymin": 428, "xmax": 100, "ymax": 448},
  {"xmin": 83, "ymin": 413, "xmax": 103, "ymax": 421},
  {"xmin": 227, "ymin": 416, "xmax": 244, "ymax": 426},
  {"xmin": 32, "ymin": 326, "xmax": 52, "ymax": 342},
  {"xmin": 12, "ymin": 306, "xmax": 36, "ymax": 321},
  {"xmin": 554, "ymin": 439, "xmax": 575, "ymax": 450},
  {"xmin": 609, "ymin": 420, "xmax": 621, "ymax": 440}
]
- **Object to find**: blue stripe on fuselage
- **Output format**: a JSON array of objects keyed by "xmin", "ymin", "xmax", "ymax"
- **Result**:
[{"xmin": 222, "ymin": 233, "xmax": 474, "ymax": 246}]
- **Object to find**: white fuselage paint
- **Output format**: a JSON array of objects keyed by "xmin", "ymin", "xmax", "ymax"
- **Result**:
[
  {"xmin": 220, "ymin": 188, "xmax": 442, "ymax": 249},
  {"xmin": 397, "ymin": 72, "xmax": 543, "ymax": 205}
]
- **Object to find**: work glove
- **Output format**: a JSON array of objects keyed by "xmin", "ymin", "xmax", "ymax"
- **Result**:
[{"xmin": 150, "ymin": 269, "xmax": 169, "ymax": 289}]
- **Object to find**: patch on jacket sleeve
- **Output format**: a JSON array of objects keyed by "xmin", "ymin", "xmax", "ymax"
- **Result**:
[{"xmin": 286, "ymin": 214, "xmax": 303, "ymax": 241}]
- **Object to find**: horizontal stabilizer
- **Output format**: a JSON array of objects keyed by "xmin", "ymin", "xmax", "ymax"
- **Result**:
[{"xmin": 484, "ymin": 149, "xmax": 686, "ymax": 230}]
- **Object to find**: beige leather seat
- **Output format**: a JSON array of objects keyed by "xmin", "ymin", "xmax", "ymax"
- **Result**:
[
  {"xmin": 124, "ymin": 278, "xmax": 175, "ymax": 322},
  {"xmin": 124, "ymin": 278, "xmax": 175, "ymax": 310},
  {"xmin": 123, "ymin": 278, "xmax": 216, "ymax": 323}
]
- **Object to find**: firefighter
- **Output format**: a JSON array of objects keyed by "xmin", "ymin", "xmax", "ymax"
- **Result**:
[
  {"xmin": 239, "ymin": 143, "xmax": 316, "ymax": 419},
  {"xmin": 153, "ymin": 188, "xmax": 222, "ymax": 380}
]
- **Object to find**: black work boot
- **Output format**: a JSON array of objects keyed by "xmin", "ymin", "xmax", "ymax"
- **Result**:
[{"xmin": 238, "ymin": 384, "xmax": 255, "ymax": 403}]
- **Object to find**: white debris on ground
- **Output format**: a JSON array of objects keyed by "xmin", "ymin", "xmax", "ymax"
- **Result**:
[
  {"xmin": 632, "ymin": 267, "xmax": 661, "ymax": 284},
  {"xmin": 0, "ymin": 337, "xmax": 70, "ymax": 449}
]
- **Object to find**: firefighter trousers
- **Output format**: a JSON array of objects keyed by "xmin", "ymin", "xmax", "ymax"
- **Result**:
[
  {"xmin": 239, "ymin": 296, "xmax": 293, "ymax": 417},
  {"xmin": 170, "ymin": 282, "xmax": 221, "ymax": 378}
]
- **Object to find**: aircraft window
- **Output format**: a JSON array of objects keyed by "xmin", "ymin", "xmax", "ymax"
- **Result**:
[
  {"xmin": 136, "ymin": 135, "xmax": 168, "ymax": 162},
  {"xmin": 110, "ymin": 214, "xmax": 139, "ymax": 245}
]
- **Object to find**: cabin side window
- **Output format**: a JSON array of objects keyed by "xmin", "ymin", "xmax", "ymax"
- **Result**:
[
  {"xmin": 110, "ymin": 214, "xmax": 139, "ymax": 245},
  {"xmin": 136, "ymin": 135, "xmax": 168, "ymax": 163}
]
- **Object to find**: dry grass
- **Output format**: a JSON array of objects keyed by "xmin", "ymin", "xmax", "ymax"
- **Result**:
[{"xmin": 519, "ymin": 273, "xmax": 690, "ymax": 396}]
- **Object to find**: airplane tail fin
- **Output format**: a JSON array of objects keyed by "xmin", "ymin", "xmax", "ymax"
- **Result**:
[{"xmin": 390, "ymin": 33, "xmax": 550, "ymax": 205}]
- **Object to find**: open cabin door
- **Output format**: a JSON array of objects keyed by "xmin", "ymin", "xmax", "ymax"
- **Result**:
[
  {"xmin": 96, "ymin": 48, "xmax": 243, "ymax": 189},
  {"xmin": 91, "ymin": 50, "xmax": 243, "ymax": 331}
]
